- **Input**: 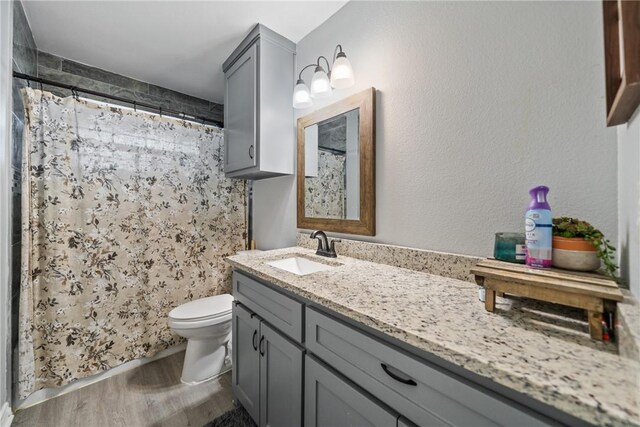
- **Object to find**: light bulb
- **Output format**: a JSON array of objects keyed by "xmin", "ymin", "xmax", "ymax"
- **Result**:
[
  {"xmin": 310, "ymin": 66, "xmax": 332, "ymax": 99},
  {"xmin": 330, "ymin": 52, "xmax": 354, "ymax": 89},
  {"xmin": 292, "ymin": 79, "xmax": 312, "ymax": 109}
]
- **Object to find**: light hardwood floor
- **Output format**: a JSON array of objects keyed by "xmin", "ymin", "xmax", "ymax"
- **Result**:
[{"xmin": 12, "ymin": 351, "xmax": 235, "ymax": 427}]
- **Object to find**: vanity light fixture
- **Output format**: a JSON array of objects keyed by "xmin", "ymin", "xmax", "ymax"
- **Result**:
[
  {"xmin": 330, "ymin": 46, "xmax": 354, "ymax": 89},
  {"xmin": 292, "ymin": 79, "xmax": 313, "ymax": 109},
  {"xmin": 310, "ymin": 64, "xmax": 332, "ymax": 99},
  {"xmin": 292, "ymin": 44, "xmax": 355, "ymax": 109}
]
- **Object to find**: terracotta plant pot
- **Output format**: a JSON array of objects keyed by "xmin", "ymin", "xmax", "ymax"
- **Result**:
[{"xmin": 552, "ymin": 236, "xmax": 601, "ymax": 271}]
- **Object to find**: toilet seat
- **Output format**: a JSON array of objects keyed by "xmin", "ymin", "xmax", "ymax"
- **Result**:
[{"xmin": 168, "ymin": 294, "xmax": 233, "ymax": 329}]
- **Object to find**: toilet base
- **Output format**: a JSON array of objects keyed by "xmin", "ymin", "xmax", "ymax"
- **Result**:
[
  {"xmin": 180, "ymin": 365, "xmax": 232, "ymax": 385},
  {"xmin": 180, "ymin": 336, "xmax": 231, "ymax": 384}
]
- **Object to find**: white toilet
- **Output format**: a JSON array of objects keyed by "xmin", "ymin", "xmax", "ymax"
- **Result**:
[{"xmin": 168, "ymin": 294, "xmax": 234, "ymax": 384}]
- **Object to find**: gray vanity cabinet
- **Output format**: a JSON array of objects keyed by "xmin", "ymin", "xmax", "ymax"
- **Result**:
[
  {"xmin": 232, "ymin": 271, "xmax": 303, "ymax": 342},
  {"xmin": 260, "ymin": 322, "xmax": 303, "ymax": 426},
  {"xmin": 232, "ymin": 269, "xmax": 558, "ymax": 427},
  {"xmin": 232, "ymin": 303, "xmax": 260, "ymax": 422},
  {"xmin": 305, "ymin": 307, "xmax": 549, "ymax": 427},
  {"xmin": 223, "ymin": 24, "xmax": 295, "ymax": 180},
  {"xmin": 305, "ymin": 355, "xmax": 398, "ymax": 427},
  {"xmin": 232, "ymin": 300, "xmax": 303, "ymax": 427}
]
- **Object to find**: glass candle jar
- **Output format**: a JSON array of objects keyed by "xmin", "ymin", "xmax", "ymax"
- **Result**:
[{"xmin": 494, "ymin": 232, "xmax": 526, "ymax": 264}]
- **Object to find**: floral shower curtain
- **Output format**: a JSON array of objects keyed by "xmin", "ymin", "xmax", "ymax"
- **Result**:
[{"xmin": 18, "ymin": 88, "xmax": 246, "ymax": 399}]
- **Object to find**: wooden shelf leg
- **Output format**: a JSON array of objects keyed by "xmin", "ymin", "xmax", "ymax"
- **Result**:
[
  {"xmin": 485, "ymin": 289, "xmax": 496, "ymax": 312},
  {"xmin": 588, "ymin": 311, "xmax": 603, "ymax": 340}
]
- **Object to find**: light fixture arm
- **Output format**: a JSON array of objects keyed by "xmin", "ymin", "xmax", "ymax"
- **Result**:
[
  {"xmin": 316, "ymin": 56, "xmax": 332, "ymax": 74},
  {"xmin": 297, "ymin": 63, "xmax": 318, "ymax": 81},
  {"xmin": 297, "ymin": 45, "xmax": 346, "ymax": 81}
]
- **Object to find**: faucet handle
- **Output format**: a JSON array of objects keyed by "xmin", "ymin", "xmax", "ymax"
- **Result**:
[{"xmin": 329, "ymin": 239, "xmax": 342, "ymax": 253}]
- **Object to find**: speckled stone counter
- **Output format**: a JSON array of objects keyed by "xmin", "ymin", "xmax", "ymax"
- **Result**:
[
  {"xmin": 617, "ymin": 290, "xmax": 640, "ymax": 362},
  {"xmin": 226, "ymin": 247, "xmax": 640, "ymax": 427},
  {"xmin": 296, "ymin": 232, "xmax": 482, "ymax": 283}
]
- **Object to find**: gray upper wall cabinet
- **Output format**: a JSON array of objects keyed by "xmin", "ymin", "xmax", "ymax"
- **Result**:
[{"xmin": 223, "ymin": 24, "xmax": 296, "ymax": 180}]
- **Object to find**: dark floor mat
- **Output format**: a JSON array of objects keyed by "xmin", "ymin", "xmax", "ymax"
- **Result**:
[{"xmin": 203, "ymin": 405, "xmax": 257, "ymax": 427}]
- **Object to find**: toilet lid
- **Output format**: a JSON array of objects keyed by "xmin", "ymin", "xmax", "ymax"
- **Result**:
[{"xmin": 169, "ymin": 294, "xmax": 234, "ymax": 321}]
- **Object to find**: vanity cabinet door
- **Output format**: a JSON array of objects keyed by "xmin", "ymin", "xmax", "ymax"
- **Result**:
[
  {"xmin": 232, "ymin": 303, "xmax": 261, "ymax": 424},
  {"xmin": 224, "ymin": 42, "xmax": 258, "ymax": 174},
  {"xmin": 259, "ymin": 322, "xmax": 303, "ymax": 427},
  {"xmin": 305, "ymin": 355, "xmax": 398, "ymax": 427}
]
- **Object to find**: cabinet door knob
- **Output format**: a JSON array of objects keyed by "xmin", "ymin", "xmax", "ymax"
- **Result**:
[
  {"xmin": 252, "ymin": 330, "xmax": 258, "ymax": 351},
  {"xmin": 249, "ymin": 144, "xmax": 254, "ymax": 159},
  {"xmin": 381, "ymin": 363, "xmax": 417, "ymax": 386},
  {"xmin": 259, "ymin": 335, "xmax": 265, "ymax": 356}
]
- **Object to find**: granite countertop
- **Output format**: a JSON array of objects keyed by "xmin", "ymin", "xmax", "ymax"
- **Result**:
[{"xmin": 226, "ymin": 247, "xmax": 640, "ymax": 427}]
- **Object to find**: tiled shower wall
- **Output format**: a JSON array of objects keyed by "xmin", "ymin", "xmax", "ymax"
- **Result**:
[
  {"xmin": 36, "ymin": 52, "xmax": 223, "ymax": 124},
  {"xmin": 10, "ymin": 0, "xmax": 225, "ymax": 380},
  {"xmin": 12, "ymin": 0, "xmax": 223, "ymax": 126}
]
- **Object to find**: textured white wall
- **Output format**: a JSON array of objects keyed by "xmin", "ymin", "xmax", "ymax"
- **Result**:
[
  {"xmin": 618, "ymin": 112, "xmax": 640, "ymax": 296},
  {"xmin": 253, "ymin": 2, "xmax": 617, "ymax": 261}
]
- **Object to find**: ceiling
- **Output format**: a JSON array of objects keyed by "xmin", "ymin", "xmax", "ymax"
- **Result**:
[{"xmin": 23, "ymin": 1, "xmax": 348, "ymax": 103}]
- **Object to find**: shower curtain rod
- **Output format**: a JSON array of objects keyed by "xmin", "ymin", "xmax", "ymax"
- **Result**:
[{"xmin": 13, "ymin": 71, "xmax": 223, "ymax": 128}]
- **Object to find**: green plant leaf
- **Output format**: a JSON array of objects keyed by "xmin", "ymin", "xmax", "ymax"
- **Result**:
[{"xmin": 553, "ymin": 216, "xmax": 618, "ymax": 279}]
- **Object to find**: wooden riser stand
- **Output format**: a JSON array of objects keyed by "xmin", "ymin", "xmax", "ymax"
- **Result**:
[{"xmin": 471, "ymin": 259, "xmax": 623, "ymax": 341}]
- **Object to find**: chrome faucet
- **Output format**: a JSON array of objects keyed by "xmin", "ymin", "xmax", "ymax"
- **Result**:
[{"xmin": 310, "ymin": 230, "xmax": 341, "ymax": 258}]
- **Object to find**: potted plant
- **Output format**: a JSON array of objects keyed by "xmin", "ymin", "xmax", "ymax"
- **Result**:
[{"xmin": 552, "ymin": 217, "xmax": 618, "ymax": 277}]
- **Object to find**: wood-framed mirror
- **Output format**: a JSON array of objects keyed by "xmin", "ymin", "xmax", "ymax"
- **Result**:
[{"xmin": 297, "ymin": 87, "xmax": 376, "ymax": 235}]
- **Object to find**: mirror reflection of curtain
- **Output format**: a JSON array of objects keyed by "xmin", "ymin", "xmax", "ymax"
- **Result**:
[
  {"xmin": 305, "ymin": 150, "xmax": 346, "ymax": 218},
  {"xmin": 17, "ymin": 88, "xmax": 246, "ymax": 399},
  {"xmin": 304, "ymin": 108, "xmax": 359, "ymax": 220}
]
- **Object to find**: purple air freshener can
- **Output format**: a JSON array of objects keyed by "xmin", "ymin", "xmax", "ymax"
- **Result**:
[{"xmin": 525, "ymin": 186, "xmax": 552, "ymax": 268}]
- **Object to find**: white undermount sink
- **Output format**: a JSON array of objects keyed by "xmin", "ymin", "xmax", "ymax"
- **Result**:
[{"xmin": 267, "ymin": 257, "xmax": 335, "ymax": 276}]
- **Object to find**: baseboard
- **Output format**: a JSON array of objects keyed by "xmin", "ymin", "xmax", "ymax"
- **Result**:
[
  {"xmin": 0, "ymin": 402, "xmax": 13, "ymax": 427},
  {"xmin": 16, "ymin": 343, "xmax": 187, "ymax": 411}
]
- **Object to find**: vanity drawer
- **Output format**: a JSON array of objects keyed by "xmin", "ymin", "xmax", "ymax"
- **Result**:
[
  {"xmin": 305, "ymin": 307, "xmax": 549, "ymax": 427},
  {"xmin": 233, "ymin": 271, "xmax": 303, "ymax": 342}
]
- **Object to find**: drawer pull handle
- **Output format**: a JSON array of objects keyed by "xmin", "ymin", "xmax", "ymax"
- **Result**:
[
  {"xmin": 259, "ymin": 335, "xmax": 265, "ymax": 357},
  {"xmin": 249, "ymin": 145, "xmax": 254, "ymax": 159},
  {"xmin": 381, "ymin": 363, "xmax": 417, "ymax": 386},
  {"xmin": 252, "ymin": 330, "xmax": 258, "ymax": 351}
]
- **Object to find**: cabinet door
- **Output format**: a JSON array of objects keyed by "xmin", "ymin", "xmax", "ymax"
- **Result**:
[
  {"xmin": 305, "ymin": 355, "xmax": 398, "ymax": 427},
  {"xmin": 259, "ymin": 322, "xmax": 303, "ymax": 427},
  {"xmin": 224, "ymin": 42, "xmax": 258, "ymax": 173},
  {"xmin": 232, "ymin": 303, "xmax": 260, "ymax": 424}
]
